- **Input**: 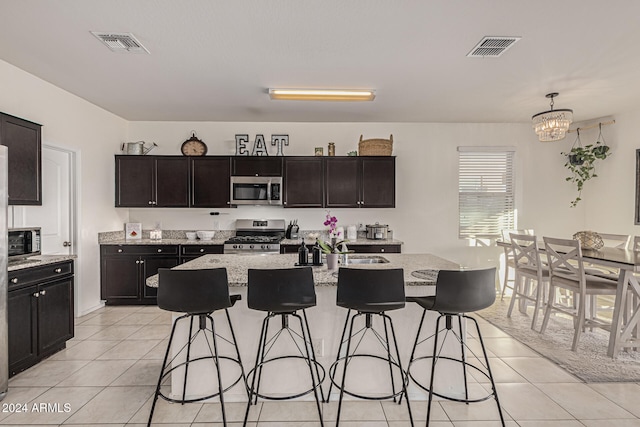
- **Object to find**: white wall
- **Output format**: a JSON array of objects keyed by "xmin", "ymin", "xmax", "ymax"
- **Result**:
[{"xmin": 0, "ymin": 59, "xmax": 128, "ymax": 316}]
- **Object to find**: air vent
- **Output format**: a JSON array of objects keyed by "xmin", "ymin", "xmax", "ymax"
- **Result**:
[
  {"xmin": 467, "ymin": 36, "xmax": 521, "ymax": 58},
  {"xmin": 91, "ymin": 32, "xmax": 149, "ymax": 53}
]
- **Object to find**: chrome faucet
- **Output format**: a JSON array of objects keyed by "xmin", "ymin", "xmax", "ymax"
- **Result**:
[{"xmin": 341, "ymin": 253, "xmax": 349, "ymax": 265}]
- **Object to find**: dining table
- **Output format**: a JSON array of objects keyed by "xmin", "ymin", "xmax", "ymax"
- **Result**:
[{"xmin": 498, "ymin": 239, "xmax": 640, "ymax": 358}]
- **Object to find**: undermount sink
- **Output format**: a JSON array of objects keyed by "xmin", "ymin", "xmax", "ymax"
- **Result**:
[{"xmin": 343, "ymin": 256, "xmax": 389, "ymax": 265}]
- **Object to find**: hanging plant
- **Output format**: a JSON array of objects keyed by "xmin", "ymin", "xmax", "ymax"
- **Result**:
[{"xmin": 561, "ymin": 125, "xmax": 611, "ymax": 207}]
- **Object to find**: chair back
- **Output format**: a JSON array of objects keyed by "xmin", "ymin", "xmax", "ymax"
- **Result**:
[
  {"xmin": 337, "ymin": 268, "xmax": 405, "ymax": 311},
  {"xmin": 158, "ymin": 268, "xmax": 231, "ymax": 314},
  {"xmin": 598, "ymin": 233, "xmax": 630, "ymax": 249},
  {"xmin": 634, "ymin": 235, "xmax": 640, "ymax": 251},
  {"xmin": 247, "ymin": 267, "xmax": 316, "ymax": 312},
  {"xmin": 510, "ymin": 233, "xmax": 543, "ymax": 277},
  {"xmin": 543, "ymin": 237, "xmax": 586, "ymax": 291},
  {"xmin": 501, "ymin": 229, "xmax": 535, "ymax": 242},
  {"xmin": 430, "ymin": 268, "xmax": 497, "ymax": 314}
]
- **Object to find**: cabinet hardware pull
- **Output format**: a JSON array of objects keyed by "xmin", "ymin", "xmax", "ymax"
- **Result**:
[
  {"xmin": 40, "ymin": 290, "xmax": 46, "ymax": 296},
  {"xmin": 118, "ymin": 249, "xmax": 123, "ymax": 253},
  {"xmin": 148, "ymin": 201, "xmax": 153, "ymax": 205},
  {"xmin": 54, "ymin": 268, "xmax": 62, "ymax": 273},
  {"xmin": 135, "ymin": 260, "xmax": 140, "ymax": 264},
  {"xmin": 200, "ymin": 249, "xmax": 205, "ymax": 253},
  {"xmin": 33, "ymin": 292, "xmax": 39, "ymax": 298},
  {"xmin": 10, "ymin": 278, "xmax": 18, "ymax": 284},
  {"xmin": 140, "ymin": 260, "xmax": 144, "ymax": 264},
  {"xmin": 157, "ymin": 249, "xmax": 162, "ymax": 253}
]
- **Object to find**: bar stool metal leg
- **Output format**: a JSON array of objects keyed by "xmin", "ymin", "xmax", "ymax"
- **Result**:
[{"xmin": 325, "ymin": 309, "xmax": 351, "ymax": 401}]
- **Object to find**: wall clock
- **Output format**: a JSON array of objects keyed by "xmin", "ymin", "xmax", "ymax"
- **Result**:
[{"xmin": 181, "ymin": 133, "xmax": 207, "ymax": 156}]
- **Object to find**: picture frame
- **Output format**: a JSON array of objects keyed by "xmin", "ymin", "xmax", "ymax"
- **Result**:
[{"xmin": 125, "ymin": 222, "xmax": 142, "ymax": 240}]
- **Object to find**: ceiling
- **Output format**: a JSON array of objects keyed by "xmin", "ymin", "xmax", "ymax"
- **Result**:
[{"xmin": 1, "ymin": 1, "xmax": 639, "ymax": 123}]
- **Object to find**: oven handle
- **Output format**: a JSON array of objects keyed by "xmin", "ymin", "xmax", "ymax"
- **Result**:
[{"xmin": 267, "ymin": 179, "xmax": 272, "ymax": 204}]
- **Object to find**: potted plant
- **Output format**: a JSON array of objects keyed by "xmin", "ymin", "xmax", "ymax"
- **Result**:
[
  {"xmin": 561, "ymin": 129, "xmax": 611, "ymax": 207},
  {"xmin": 317, "ymin": 211, "xmax": 351, "ymax": 269}
]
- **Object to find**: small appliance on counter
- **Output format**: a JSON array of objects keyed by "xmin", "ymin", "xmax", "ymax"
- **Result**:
[
  {"xmin": 8, "ymin": 227, "xmax": 41, "ymax": 261},
  {"xmin": 285, "ymin": 220, "xmax": 299, "ymax": 239},
  {"xmin": 366, "ymin": 223, "xmax": 389, "ymax": 240}
]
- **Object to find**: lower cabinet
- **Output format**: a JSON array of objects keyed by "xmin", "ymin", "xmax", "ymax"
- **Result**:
[
  {"xmin": 101, "ymin": 245, "xmax": 179, "ymax": 305},
  {"xmin": 180, "ymin": 245, "xmax": 224, "ymax": 263},
  {"xmin": 280, "ymin": 244, "xmax": 401, "ymax": 254},
  {"xmin": 8, "ymin": 260, "xmax": 74, "ymax": 377}
]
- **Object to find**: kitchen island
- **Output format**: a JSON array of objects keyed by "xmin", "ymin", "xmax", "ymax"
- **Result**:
[{"xmin": 145, "ymin": 253, "xmax": 469, "ymax": 403}]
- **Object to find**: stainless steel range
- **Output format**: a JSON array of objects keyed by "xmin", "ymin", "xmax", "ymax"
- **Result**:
[{"xmin": 223, "ymin": 219, "xmax": 286, "ymax": 254}]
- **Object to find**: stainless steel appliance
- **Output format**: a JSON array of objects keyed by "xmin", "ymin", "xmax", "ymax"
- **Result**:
[
  {"xmin": 0, "ymin": 146, "xmax": 9, "ymax": 399},
  {"xmin": 230, "ymin": 176, "xmax": 283, "ymax": 206},
  {"xmin": 8, "ymin": 227, "xmax": 41, "ymax": 261},
  {"xmin": 223, "ymin": 219, "xmax": 286, "ymax": 254},
  {"xmin": 366, "ymin": 223, "xmax": 389, "ymax": 240}
]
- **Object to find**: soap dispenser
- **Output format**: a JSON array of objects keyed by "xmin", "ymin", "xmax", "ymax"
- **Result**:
[{"xmin": 298, "ymin": 241, "xmax": 309, "ymax": 265}]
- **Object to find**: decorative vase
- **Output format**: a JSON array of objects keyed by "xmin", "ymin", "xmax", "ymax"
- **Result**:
[{"xmin": 326, "ymin": 253, "xmax": 338, "ymax": 270}]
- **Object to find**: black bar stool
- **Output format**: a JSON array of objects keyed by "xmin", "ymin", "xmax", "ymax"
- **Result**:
[
  {"xmin": 243, "ymin": 267, "xmax": 325, "ymax": 426},
  {"xmin": 405, "ymin": 268, "xmax": 505, "ymax": 427},
  {"xmin": 148, "ymin": 268, "xmax": 246, "ymax": 427},
  {"xmin": 327, "ymin": 267, "xmax": 413, "ymax": 427}
]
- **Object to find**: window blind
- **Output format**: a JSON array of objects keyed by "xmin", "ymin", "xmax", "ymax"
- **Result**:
[{"xmin": 458, "ymin": 148, "xmax": 515, "ymax": 238}]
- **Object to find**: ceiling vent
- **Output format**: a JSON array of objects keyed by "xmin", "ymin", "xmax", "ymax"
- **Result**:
[
  {"xmin": 91, "ymin": 32, "xmax": 149, "ymax": 53},
  {"xmin": 467, "ymin": 36, "xmax": 521, "ymax": 57}
]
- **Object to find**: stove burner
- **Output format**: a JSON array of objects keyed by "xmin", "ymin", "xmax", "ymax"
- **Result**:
[{"xmin": 225, "ymin": 235, "xmax": 282, "ymax": 244}]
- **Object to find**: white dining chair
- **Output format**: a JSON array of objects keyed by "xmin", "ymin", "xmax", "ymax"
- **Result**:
[
  {"xmin": 500, "ymin": 229, "xmax": 534, "ymax": 300},
  {"xmin": 507, "ymin": 233, "xmax": 548, "ymax": 330},
  {"xmin": 540, "ymin": 237, "xmax": 618, "ymax": 351}
]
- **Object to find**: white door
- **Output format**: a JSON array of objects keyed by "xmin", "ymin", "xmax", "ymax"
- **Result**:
[{"xmin": 14, "ymin": 146, "xmax": 73, "ymax": 255}]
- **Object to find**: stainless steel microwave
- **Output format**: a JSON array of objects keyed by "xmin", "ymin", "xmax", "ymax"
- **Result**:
[
  {"xmin": 230, "ymin": 176, "xmax": 282, "ymax": 206},
  {"xmin": 8, "ymin": 227, "xmax": 41, "ymax": 261}
]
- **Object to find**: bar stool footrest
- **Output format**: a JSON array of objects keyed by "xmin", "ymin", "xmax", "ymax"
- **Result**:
[{"xmin": 246, "ymin": 355, "xmax": 325, "ymax": 401}]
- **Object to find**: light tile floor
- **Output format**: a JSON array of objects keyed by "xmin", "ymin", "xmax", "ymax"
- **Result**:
[{"xmin": 3, "ymin": 304, "xmax": 640, "ymax": 426}]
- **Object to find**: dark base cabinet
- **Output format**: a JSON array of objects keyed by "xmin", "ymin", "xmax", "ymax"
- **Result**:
[
  {"xmin": 280, "ymin": 244, "xmax": 401, "ymax": 254},
  {"xmin": 100, "ymin": 245, "xmax": 179, "ymax": 305},
  {"xmin": 8, "ymin": 260, "xmax": 74, "ymax": 377},
  {"xmin": 180, "ymin": 245, "xmax": 224, "ymax": 263}
]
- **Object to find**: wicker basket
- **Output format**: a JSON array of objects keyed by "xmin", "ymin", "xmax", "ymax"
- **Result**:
[
  {"xmin": 573, "ymin": 231, "xmax": 604, "ymax": 250},
  {"xmin": 358, "ymin": 134, "xmax": 393, "ymax": 156}
]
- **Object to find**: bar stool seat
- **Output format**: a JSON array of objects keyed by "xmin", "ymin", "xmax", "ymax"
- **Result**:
[
  {"xmin": 328, "ymin": 267, "xmax": 414, "ymax": 427},
  {"xmin": 148, "ymin": 268, "xmax": 246, "ymax": 427},
  {"xmin": 406, "ymin": 268, "xmax": 505, "ymax": 427},
  {"xmin": 243, "ymin": 267, "xmax": 325, "ymax": 426}
]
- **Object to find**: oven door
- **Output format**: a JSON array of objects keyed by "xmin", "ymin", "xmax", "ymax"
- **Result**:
[{"xmin": 230, "ymin": 177, "xmax": 282, "ymax": 205}]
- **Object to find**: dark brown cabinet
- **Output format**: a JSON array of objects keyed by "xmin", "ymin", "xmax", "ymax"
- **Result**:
[
  {"xmin": 283, "ymin": 157, "xmax": 324, "ymax": 208},
  {"xmin": 280, "ymin": 243, "xmax": 401, "ymax": 254},
  {"xmin": 8, "ymin": 260, "xmax": 74, "ymax": 377},
  {"xmin": 190, "ymin": 157, "xmax": 231, "ymax": 207},
  {"xmin": 100, "ymin": 245, "xmax": 179, "ymax": 304},
  {"xmin": 0, "ymin": 113, "xmax": 42, "ymax": 205},
  {"xmin": 180, "ymin": 245, "xmax": 224, "ymax": 263},
  {"xmin": 115, "ymin": 156, "xmax": 189, "ymax": 207},
  {"xmin": 325, "ymin": 157, "xmax": 395, "ymax": 208},
  {"xmin": 232, "ymin": 156, "xmax": 282, "ymax": 176}
]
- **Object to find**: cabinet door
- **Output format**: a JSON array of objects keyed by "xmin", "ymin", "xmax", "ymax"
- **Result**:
[
  {"xmin": 1, "ymin": 114, "xmax": 42, "ymax": 205},
  {"xmin": 350, "ymin": 244, "xmax": 401, "ymax": 253},
  {"xmin": 325, "ymin": 157, "xmax": 360, "ymax": 207},
  {"xmin": 115, "ymin": 156, "xmax": 154, "ymax": 207},
  {"xmin": 141, "ymin": 256, "xmax": 180, "ymax": 302},
  {"xmin": 232, "ymin": 157, "xmax": 282, "ymax": 176},
  {"xmin": 284, "ymin": 157, "xmax": 324, "ymax": 208},
  {"xmin": 101, "ymin": 255, "xmax": 140, "ymax": 301},
  {"xmin": 155, "ymin": 157, "xmax": 190, "ymax": 207},
  {"xmin": 38, "ymin": 277, "xmax": 74, "ymax": 355},
  {"xmin": 8, "ymin": 285, "xmax": 38, "ymax": 376},
  {"xmin": 191, "ymin": 157, "xmax": 231, "ymax": 207},
  {"xmin": 360, "ymin": 157, "xmax": 395, "ymax": 208}
]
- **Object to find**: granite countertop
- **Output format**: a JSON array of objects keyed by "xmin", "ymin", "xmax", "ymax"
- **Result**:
[
  {"xmin": 280, "ymin": 237, "xmax": 404, "ymax": 246},
  {"xmin": 145, "ymin": 253, "xmax": 459, "ymax": 288},
  {"xmin": 8, "ymin": 255, "xmax": 77, "ymax": 272}
]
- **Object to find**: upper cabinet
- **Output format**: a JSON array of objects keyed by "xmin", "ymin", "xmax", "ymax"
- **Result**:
[
  {"xmin": 115, "ymin": 156, "xmax": 190, "ymax": 207},
  {"xmin": 283, "ymin": 157, "xmax": 324, "ymax": 208},
  {"xmin": 0, "ymin": 113, "xmax": 42, "ymax": 205},
  {"xmin": 191, "ymin": 156, "xmax": 231, "ymax": 208},
  {"xmin": 232, "ymin": 156, "xmax": 282, "ymax": 176},
  {"xmin": 325, "ymin": 157, "xmax": 395, "ymax": 208}
]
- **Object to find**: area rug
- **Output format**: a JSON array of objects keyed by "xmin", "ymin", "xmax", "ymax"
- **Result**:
[{"xmin": 478, "ymin": 299, "xmax": 640, "ymax": 382}]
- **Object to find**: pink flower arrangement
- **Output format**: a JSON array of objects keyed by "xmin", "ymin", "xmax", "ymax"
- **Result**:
[{"xmin": 323, "ymin": 211, "xmax": 338, "ymax": 236}]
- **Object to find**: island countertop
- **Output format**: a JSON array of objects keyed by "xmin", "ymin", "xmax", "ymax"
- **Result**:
[{"xmin": 145, "ymin": 253, "xmax": 459, "ymax": 288}]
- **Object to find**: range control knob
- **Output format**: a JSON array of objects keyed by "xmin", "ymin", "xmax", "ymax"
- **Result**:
[
  {"xmin": 250, "ymin": 245, "xmax": 255, "ymax": 249},
  {"xmin": 233, "ymin": 245, "xmax": 238, "ymax": 249}
]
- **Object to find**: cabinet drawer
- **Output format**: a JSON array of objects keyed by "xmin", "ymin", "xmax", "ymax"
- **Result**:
[
  {"xmin": 101, "ymin": 245, "xmax": 179, "ymax": 256},
  {"xmin": 8, "ymin": 261, "xmax": 73, "ymax": 290},
  {"xmin": 352, "ymin": 245, "xmax": 401, "ymax": 254},
  {"xmin": 181, "ymin": 245, "xmax": 224, "ymax": 256}
]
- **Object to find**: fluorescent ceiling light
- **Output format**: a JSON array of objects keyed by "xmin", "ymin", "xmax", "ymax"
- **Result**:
[{"xmin": 269, "ymin": 89, "xmax": 375, "ymax": 101}]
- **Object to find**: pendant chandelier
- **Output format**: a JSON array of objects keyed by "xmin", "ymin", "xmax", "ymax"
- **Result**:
[{"xmin": 532, "ymin": 92, "xmax": 573, "ymax": 142}]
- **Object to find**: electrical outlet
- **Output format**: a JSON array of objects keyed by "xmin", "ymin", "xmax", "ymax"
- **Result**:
[{"xmin": 312, "ymin": 338, "xmax": 324, "ymax": 357}]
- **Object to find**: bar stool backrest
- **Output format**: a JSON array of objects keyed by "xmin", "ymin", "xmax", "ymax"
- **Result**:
[
  {"xmin": 510, "ymin": 233, "xmax": 543, "ymax": 274},
  {"xmin": 337, "ymin": 268, "xmax": 405, "ymax": 310},
  {"xmin": 543, "ymin": 237, "xmax": 585, "ymax": 290},
  {"xmin": 431, "ymin": 268, "xmax": 497, "ymax": 314},
  {"xmin": 247, "ymin": 267, "xmax": 315, "ymax": 312},
  {"xmin": 635, "ymin": 235, "xmax": 640, "ymax": 251},
  {"xmin": 157, "ymin": 268, "xmax": 231, "ymax": 314},
  {"xmin": 598, "ymin": 233, "xmax": 631, "ymax": 249}
]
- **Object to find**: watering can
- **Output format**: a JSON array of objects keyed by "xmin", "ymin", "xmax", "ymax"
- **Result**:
[{"xmin": 121, "ymin": 141, "xmax": 158, "ymax": 155}]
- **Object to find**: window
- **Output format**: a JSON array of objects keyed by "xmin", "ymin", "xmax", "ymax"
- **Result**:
[{"xmin": 458, "ymin": 147, "xmax": 515, "ymax": 238}]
